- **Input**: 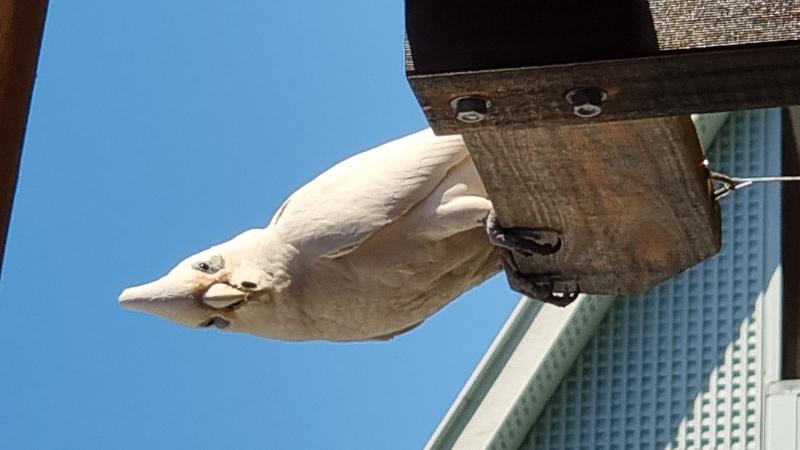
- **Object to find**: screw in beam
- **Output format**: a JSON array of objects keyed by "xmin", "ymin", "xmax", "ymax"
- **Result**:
[
  {"xmin": 565, "ymin": 87, "xmax": 607, "ymax": 118},
  {"xmin": 451, "ymin": 96, "xmax": 491, "ymax": 123}
]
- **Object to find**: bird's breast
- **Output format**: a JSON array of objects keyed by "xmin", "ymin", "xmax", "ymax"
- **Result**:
[{"xmin": 291, "ymin": 228, "xmax": 502, "ymax": 341}]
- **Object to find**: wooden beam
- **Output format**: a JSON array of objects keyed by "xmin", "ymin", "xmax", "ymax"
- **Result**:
[
  {"xmin": 405, "ymin": 1, "xmax": 800, "ymax": 130},
  {"xmin": 406, "ymin": 0, "xmax": 800, "ymax": 74},
  {"xmin": 405, "ymin": 0, "xmax": 659, "ymax": 74},
  {"xmin": 403, "ymin": 2, "xmax": 789, "ymax": 296},
  {"xmin": 409, "ymin": 43, "xmax": 800, "ymax": 133},
  {"xmin": 783, "ymin": 106, "xmax": 800, "ymax": 379},
  {"xmin": 0, "ymin": 0, "xmax": 48, "ymax": 275},
  {"xmin": 465, "ymin": 116, "xmax": 720, "ymax": 295}
]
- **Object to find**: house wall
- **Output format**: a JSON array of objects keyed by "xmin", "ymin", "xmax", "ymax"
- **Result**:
[{"xmin": 520, "ymin": 109, "xmax": 783, "ymax": 449}]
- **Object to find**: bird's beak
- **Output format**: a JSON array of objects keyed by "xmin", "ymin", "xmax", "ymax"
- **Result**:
[
  {"xmin": 119, "ymin": 272, "xmax": 246, "ymax": 328},
  {"xmin": 202, "ymin": 283, "xmax": 247, "ymax": 309},
  {"xmin": 118, "ymin": 274, "xmax": 199, "ymax": 318}
]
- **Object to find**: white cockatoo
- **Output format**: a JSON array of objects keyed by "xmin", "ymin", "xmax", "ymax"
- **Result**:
[{"xmin": 119, "ymin": 129, "xmax": 565, "ymax": 341}]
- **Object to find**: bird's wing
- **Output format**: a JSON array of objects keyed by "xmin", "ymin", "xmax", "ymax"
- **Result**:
[{"xmin": 269, "ymin": 129, "xmax": 471, "ymax": 258}]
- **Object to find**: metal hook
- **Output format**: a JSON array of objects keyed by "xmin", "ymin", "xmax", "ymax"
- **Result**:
[
  {"xmin": 709, "ymin": 170, "xmax": 800, "ymax": 201},
  {"xmin": 709, "ymin": 171, "xmax": 753, "ymax": 201}
]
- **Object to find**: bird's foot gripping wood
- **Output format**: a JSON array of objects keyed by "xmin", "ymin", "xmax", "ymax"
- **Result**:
[
  {"xmin": 486, "ymin": 208, "xmax": 579, "ymax": 306},
  {"xmin": 500, "ymin": 252, "xmax": 580, "ymax": 307},
  {"xmin": 486, "ymin": 209, "xmax": 561, "ymax": 256}
]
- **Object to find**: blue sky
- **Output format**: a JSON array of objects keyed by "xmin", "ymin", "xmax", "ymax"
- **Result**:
[{"xmin": 0, "ymin": 2, "xmax": 520, "ymax": 449}]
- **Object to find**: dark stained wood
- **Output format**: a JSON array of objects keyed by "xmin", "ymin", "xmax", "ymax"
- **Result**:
[
  {"xmin": 409, "ymin": 43, "xmax": 800, "ymax": 133},
  {"xmin": 783, "ymin": 106, "xmax": 800, "ymax": 379},
  {"xmin": 0, "ymin": 0, "xmax": 49, "ymax": 276},
  {"xmin": 406, "ymin": 1, "xmax": 800, "ymax": 129},
  {"xmin": 465, "ymin": 116, "xmax": 721, "ymax": 295},
  {"xmin": 406, "ymin": 0, "xmax": 800, "ymax": 74},
  {"xmin": 405, "ymin": 0, "xmax": 658, "ymax": 74},
  {"xmin": 403, "ymin": 2, "xmax": 788, "ymax": 295}
]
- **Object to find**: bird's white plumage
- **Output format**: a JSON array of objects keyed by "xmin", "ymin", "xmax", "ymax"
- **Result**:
[
  {"xmin": 119, "ymin": 129, "xmax": 501, "ymax": 341},
  {"xmin": 270, "ymin": 129, "xmax": 473, "ymax": 257}
]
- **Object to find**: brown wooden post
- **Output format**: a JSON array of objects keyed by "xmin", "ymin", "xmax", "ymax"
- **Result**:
[
  {"xmin": 0, "ymin": 0, "xmax": 49, "ymax": 276},
  {"xmin": 783, "ymin": 106, "xmax": 800, "ymax": 378}
]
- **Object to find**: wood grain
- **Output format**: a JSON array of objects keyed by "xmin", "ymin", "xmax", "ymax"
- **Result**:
[
  {"xmin": 409, "ymin": 43, "xmax": 800, "ymax": 133},
  {"xmin": 0, "ymin": 0, "xmax": 49, "ymax": 276},
  {"xmin": 465, "ymin": 116, "xmax": 721, "ymax": 295}
]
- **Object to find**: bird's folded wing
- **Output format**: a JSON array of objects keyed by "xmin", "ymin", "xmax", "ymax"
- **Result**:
[{"xmin": 269, "ymin": 129, "xmax": 470, "ymax": 258}]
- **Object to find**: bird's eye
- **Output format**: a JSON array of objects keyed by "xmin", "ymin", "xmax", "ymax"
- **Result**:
[{"xmin": 192, "ymin": 255, "xmax": 224, "ymax": 274}]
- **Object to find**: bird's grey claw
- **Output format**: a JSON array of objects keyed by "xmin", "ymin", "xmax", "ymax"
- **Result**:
[
  {"xmin": 486, "ymin": 209, "xmax": 562, "ymax": 256},
  {"xmin": 501, "ymin": 253, "xmax": 580, "ymax": 307},
  {"xmin": 510, "ymin": 229, "xmax": 562, "ymax": 256},
  {"xmin": 542, "ymin": 287, "xmax": 580, "ymax": 307},
  {"xmin": 511, "ymin": 275, "xmax": 580, "ymax": 307}
]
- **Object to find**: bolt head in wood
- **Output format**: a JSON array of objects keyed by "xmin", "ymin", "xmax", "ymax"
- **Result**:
[
  {"xmin": 451, "ymin": 96, "xmax": 491, "ymax": 123},
  {"xmin": 565, "ymin": 87, "xmax": 607, "ymax": 118}
]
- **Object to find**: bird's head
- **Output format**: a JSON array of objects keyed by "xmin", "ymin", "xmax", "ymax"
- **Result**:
[{"xmin": 118, "ymin": 229, "xmax": 290, "ymax": 331}]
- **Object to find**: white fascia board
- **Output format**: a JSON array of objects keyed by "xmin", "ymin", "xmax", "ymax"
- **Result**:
[
  {"xmin": 693, "ymin": 112, "xmax": 731, "ymax": 151},
  {"xmin": 765, "ymin": 381, "xmax": 800, "ymax": 450},
  {"xmin": 425, "ymin": 296, "xmax": 615, "ymax": 450},
  {"xmin": 424, "ymin": 298, "xmax": 544, "ymax": 450}
]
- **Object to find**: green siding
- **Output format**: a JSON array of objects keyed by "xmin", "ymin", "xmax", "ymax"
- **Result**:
[{"xmin": 521, "ymin": 109, "xmax": 782, "ymax": 449}]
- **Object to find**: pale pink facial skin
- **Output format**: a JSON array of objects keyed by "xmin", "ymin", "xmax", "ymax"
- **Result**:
[{"xmin": 118, "ymin": 230, "xmax": 266, "ymax": 330}]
